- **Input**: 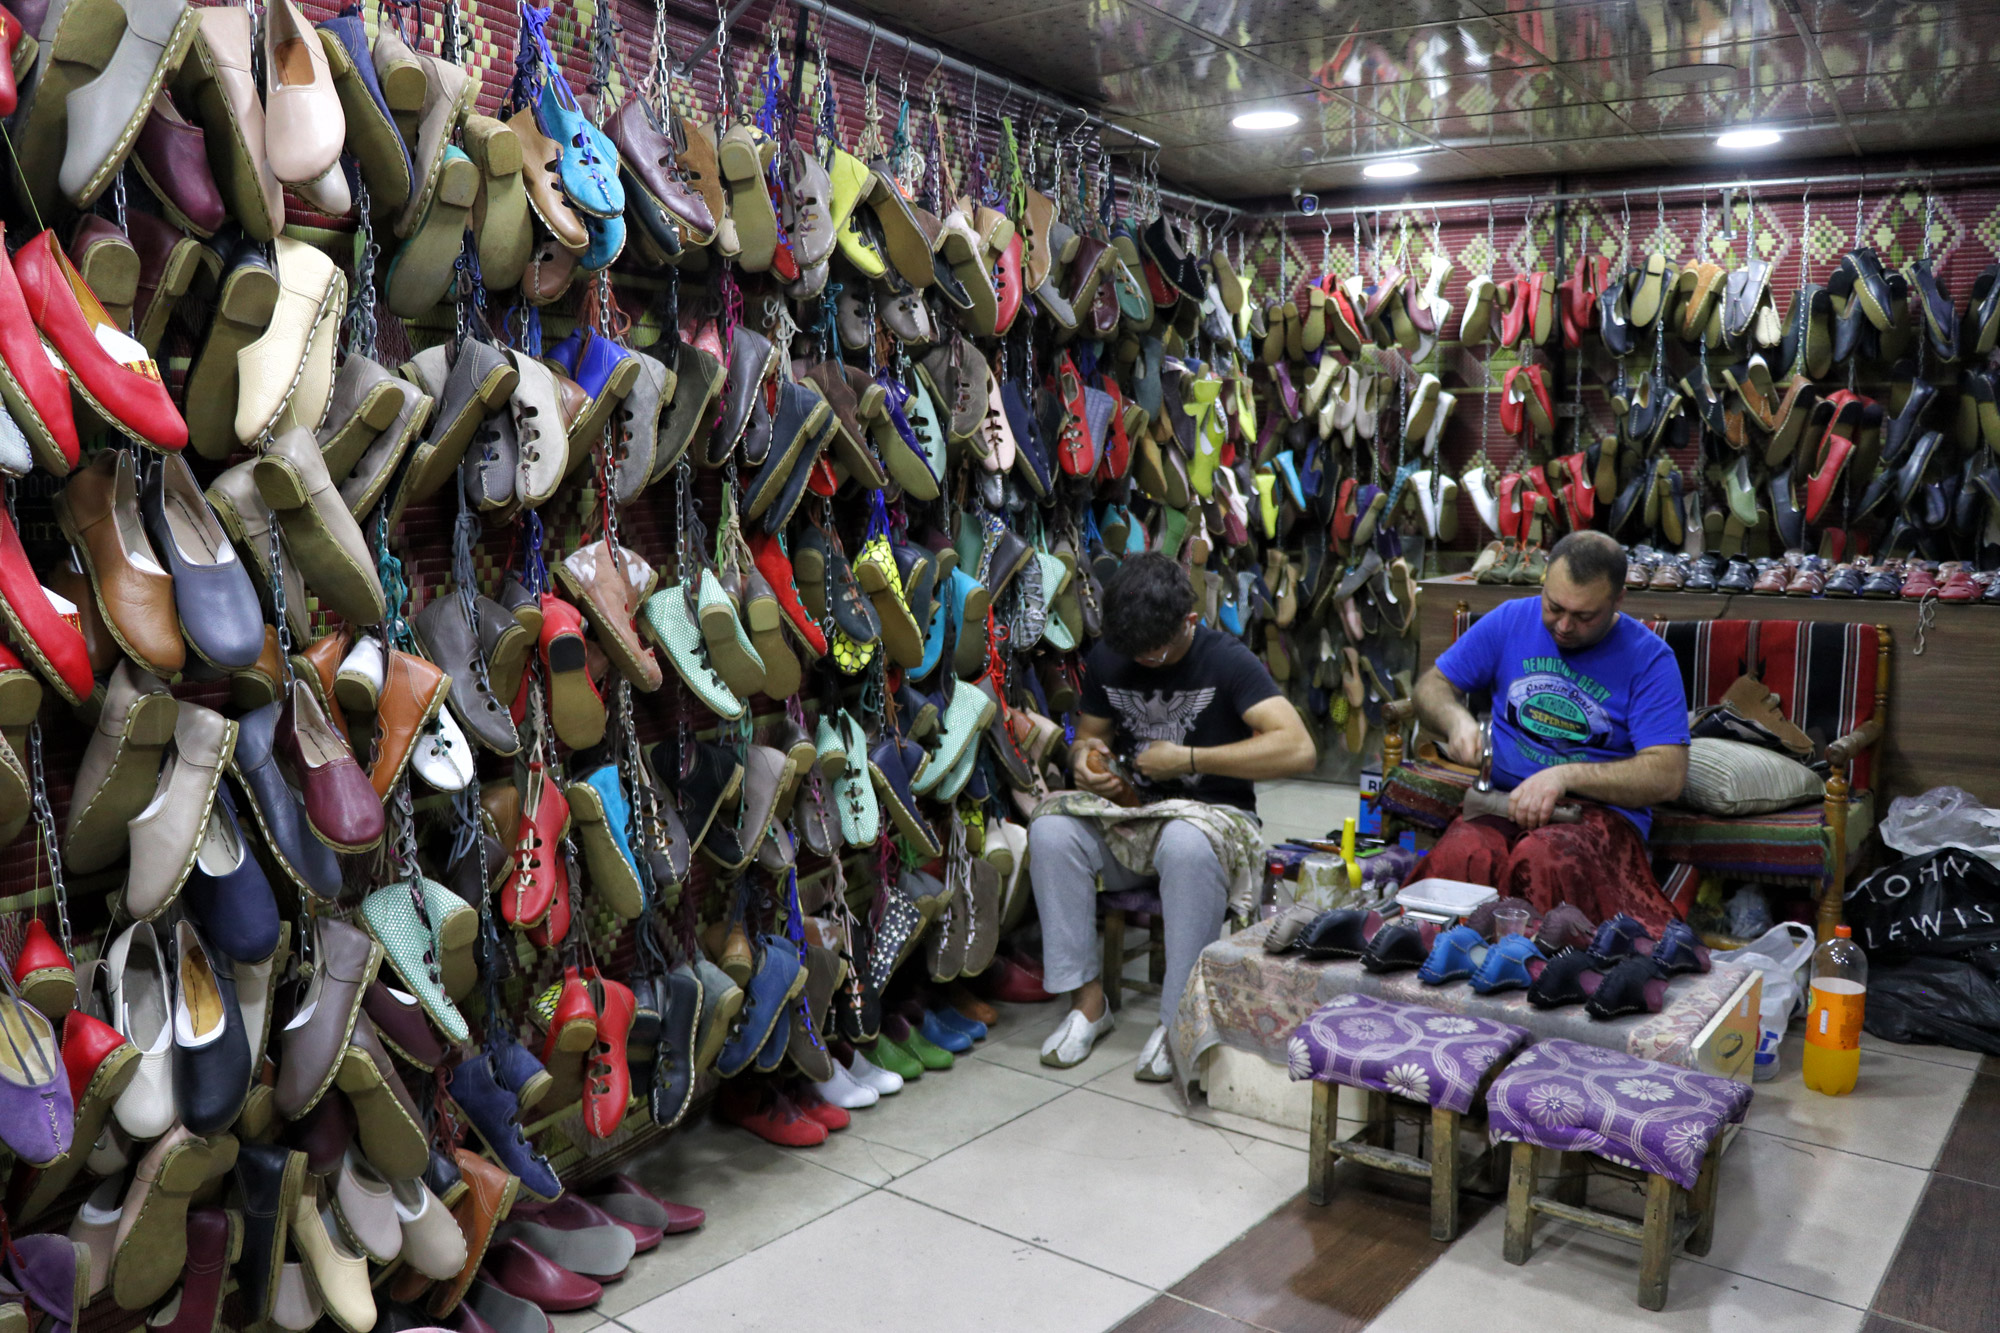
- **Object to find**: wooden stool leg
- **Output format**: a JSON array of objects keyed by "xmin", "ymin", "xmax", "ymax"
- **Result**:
[
  {"xmin": 1551, "ymin": 1151, "xmax": 1587, "ymax": 1206},
  {"xmin": 1365, "ymin": 1090, "xmax": 1392, "ymax": 1148},
  {"xmin": 1685, "ymin": 1148, "xmax": 1722, "ymax": 1257},
  {"xmin": 1638, "ymin": 1172, "xmax": 1678, "ymax": 1311},
  {"xmin": 1308, "ymin": 1081, "xmax": 1335, "ymax": 1206},
  {"xmin": 1101, "ymin": 909, "xmax": 1124, "ymax": 1013},
  {"xmin": 1430, "ymin": 1106, "xmax": 1460, "ymax": 1242},
  {"xmin": 1503, "ymin": 1141, "xmax": 1538, "ymax": 1265}
]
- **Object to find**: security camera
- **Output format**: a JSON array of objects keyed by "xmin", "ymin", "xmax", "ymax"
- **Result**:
[{"xmin": 1293, "ymin": 186, "xmax": 1319, "ymax": 216}]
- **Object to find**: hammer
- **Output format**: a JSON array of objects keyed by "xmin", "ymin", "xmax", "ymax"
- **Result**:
[{"xmin": 1461, "ymin": 716, "xmax": 1584, "ymax": 824}]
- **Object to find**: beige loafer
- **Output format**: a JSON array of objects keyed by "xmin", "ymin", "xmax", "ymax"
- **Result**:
[
  {"xmin": 123, "ymin": 702, "xmax": 236, "ymax": 921},
  {"xmin": 254, "ymin": 428, "xmax": 387, "ymax": 626},
  {"xmin": 233, "ymin": 236, "xmax": 341, "ymax": 448},
  {"xmin": 394, "ymin": 52, "xmax": 473, "ymax": 240},
  {"xmin": 175, "ymin": 5, "xmax": 283, "ymax": 239}
]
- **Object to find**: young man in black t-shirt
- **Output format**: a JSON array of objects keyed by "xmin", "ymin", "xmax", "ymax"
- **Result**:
[{"xmin": 1031, "ymin": 554, "xmax": 1316, "ymax": 1081}]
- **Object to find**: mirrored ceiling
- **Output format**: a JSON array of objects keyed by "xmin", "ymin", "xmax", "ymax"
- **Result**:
[{"xmin": 847, "ymin": 0, "xmax": 2000, "ymax": 201}]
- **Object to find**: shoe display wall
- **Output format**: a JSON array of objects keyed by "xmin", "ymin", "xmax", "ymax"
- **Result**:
[{"xmin": 0, "ymin": 0, "xmax": 1991, "ymax": 1328}]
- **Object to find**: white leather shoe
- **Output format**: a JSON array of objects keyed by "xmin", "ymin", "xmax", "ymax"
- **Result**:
[
  {"xmin": 813, "ymin": 1059, "xmax": 879, "ymax": 1110},
  {"xmin": 410, "ymin": 708, "xmax": 474, "ymax": 791},
  {"xmin": 333, "ymin": 636, "xmax": 384, "ymax": 713},
  {"xmin": 1135, "ymin": 1024, "xmax": 1173, "ymax": 1082},
  {"xmin": 1462, "ymin": 466, "xmax": 1502, "ymax": 536},
  {"xmin": 1040, "ymin": 1004, "xmax": 1116, "ymax": 1069},
  {"xmin": 843, "ymin": 1047, "xmax": 903, "ymax": 1096},
  {"xmin": 392, "ymin": 1176, "xmax": 468, "ymax": 1280},
  {"xmin": 105, "ymin": 921, "xmax": 176, "ymax": 1139}
]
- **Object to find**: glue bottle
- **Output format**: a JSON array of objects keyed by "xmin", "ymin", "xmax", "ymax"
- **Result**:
[{"xmin": 1802, "ymin": 926, "xmax": 1867, "ymax": 1096}]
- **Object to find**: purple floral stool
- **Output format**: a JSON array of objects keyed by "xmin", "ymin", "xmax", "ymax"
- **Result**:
[
  {"xmin": 1288, "ymin": 994, "xmax": 1533, "ymax": 1240},
  {"xmin": 1485, "ymin": 1037, "xmax": 1754, "ymax": 1311}
]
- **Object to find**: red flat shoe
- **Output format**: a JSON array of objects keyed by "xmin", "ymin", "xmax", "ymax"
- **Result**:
[
  {"xmin": 535, "ymin": 594, "xmax": 604, "ymax": 751},
  {"xmin": 1053, "ymin": 354, "xmax": 1095, "ymax": 476},
  {"xmin": 504, "ymin": 763, "xmax": 569, "ymax": 930},
  {"xmin": 539, "ymin": 966, "xmax": 597, "ymax": 1064},
  {"xmin": 524, "ymin": 883, "xmax": 570, "ymax": 950},
  {"xmin": 12, "ymin": 920, "xmax": 74, "ymax": 1018},
  {"xmin": 748, "ymin": 530, "xmax": 827, "ymax": 656},
  {"xmin": 982, "ymin": 954, "xmax": 1052, "ymax": 1004},
  {"xmin": 788, "ymin": 1079, "xmax": 850, "ymax": 1132},
  {"xmin": 580, "ymin": 969, "xmax": 634, "ymax": 1140},
  {"xmin": 480, "ymin": 1236, "xmax": 602, "ymax": 1312},
  {"xmin": 12, "ymin": 230, "xmax": 186, "ymax": 451},
  {"xmin": 514, "ymin": 1194, "xmax": 661, "ymax": 1254},
  {"xmin": 717, "ymin": 1081, "xmax": 826, "ymax": 1148},
  {"xmin": 0, "ymin": 11, "xmax": 21, "ymax": 120},
  {"xmin": 1499, "ymin": 276, "xmax": 1530, "ymax": 346},
  {"xmin": 1097, "ymin": 375, "xmax": 1131, "ymax": 480},
  {"xmin": 1499, "ymin": 364, "xmax": 1528, "ymax": 437},
  {"xmin": 992, "ymin": 232, "xmax": 1024, "ymax": 335},
  {"xmin": 0, "ymin": 224, "xmax": 79, "ymax": 474},
  {"xmin": 0, "ymin": 506, "xmax": 95, "ymax": 707}
]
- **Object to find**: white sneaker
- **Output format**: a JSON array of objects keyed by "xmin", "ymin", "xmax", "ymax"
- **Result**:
[
  {"xmin": 1135, "ymin": 1024, "xmax": 1173, "ymax": 1082},
  {"xmin": 1040, "ymin": 1004, "xmax": 1116, "ymax": 1069},
  {"xmin": 410, "ymin": 709, "xmax": 474, "ymax": 791},
  {"xmin": 843, "ymin": 1047, "xmax": 904, "ymax": 1095},
  {"xmin": 814, "ymin": 1059, "xmax": 880, "ymax": 1110}
]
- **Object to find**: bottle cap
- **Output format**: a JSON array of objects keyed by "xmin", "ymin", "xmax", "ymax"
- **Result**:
[{"xmin": 1834, "ymin": 925, "xmax": 1852, "ymax": 938}]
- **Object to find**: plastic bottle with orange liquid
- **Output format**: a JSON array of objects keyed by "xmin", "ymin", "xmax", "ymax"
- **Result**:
[{"xmin": 1802, "ymin": 925, "xmax": 1867, "ymax": 1096}]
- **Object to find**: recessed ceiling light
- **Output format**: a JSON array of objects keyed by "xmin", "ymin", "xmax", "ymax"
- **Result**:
[
  {"xmin": 1363, "ymin": 160, "xmax": 1420, "ymax": 179},
  {"xmin": 1648, "ymin": 61, "xmax": 1736, "ymax": 85},
  {"xmin": 1716, "ymin": 127, "xmax": 1782, "ymax": 149},
  {"xmin": 1232, "ymin": 109, "xmax": 1300, "ymax": 131}
]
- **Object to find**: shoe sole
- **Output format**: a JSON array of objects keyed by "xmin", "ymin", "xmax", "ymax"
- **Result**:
[
  {"xmin": 386, "ymin": 152, "xmax": 479, "ymax": 319},
  {"xmin": 111, "ymin": 1133, "xmax": 240, "ymax": 1310},
  {"xmin": 62, "ymin": 686, "xmax": 177, "ymax": 872},
  {"xmin": 336, "ymin": 1040, "xmax": 430, "ymax": 1180}
]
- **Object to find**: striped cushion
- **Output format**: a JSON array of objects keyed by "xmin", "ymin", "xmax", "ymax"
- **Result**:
[{"xmin": 1678, "ymin": 738, "xmax": 1824, "ymax": 816}]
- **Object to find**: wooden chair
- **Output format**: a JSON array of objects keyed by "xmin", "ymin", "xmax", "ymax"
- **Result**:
[{"xmin": 1099, "ymin": 887, "xmax": 1165, "ymax": 1013}]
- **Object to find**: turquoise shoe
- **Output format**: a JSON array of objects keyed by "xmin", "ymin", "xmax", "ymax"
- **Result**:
[
  {"xmin": 640, "ymin": 584, "xmax": 744, "ymax": 720},
  {"xmin": 567, "ymin": 766, "xmax": 643, "ymax": 918},
  {"xmin": 361, "ymin": 879, "xmax": 471, "ymax": 1043},
  {"xmin": 946, "ymin": 568, "xmax": 991, "ymax": 680},
  {"xmin": 579, "ymin": 211, "xmax": 625, "ymax": 272},
  {"xmin": 536, "ymin": 78, "xmax": 623, "ymax": 218}
]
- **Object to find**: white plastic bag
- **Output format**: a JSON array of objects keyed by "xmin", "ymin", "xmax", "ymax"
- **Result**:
[
  {"xmin": 1880, "ymin": 786, "xmax": 2000, "ymax": 867},
  {"xmin": 1712, "ymin": 921, "xmax": 1815, "ymax": 1019}
]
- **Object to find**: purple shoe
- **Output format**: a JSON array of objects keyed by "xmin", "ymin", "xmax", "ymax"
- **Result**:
[
  {"xmin": 0, "ymin": 983, "xmax": 71, "ymax": 1166},
  {"xmin": 4, "ymin": 1230, "xmax": 85, "ymax": 1329}
]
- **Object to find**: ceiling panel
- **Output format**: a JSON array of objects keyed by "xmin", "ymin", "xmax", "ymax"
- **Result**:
[
  {"xmin": 1252, "ymin": 20, "xmax": 1548, "ymax": 89},
  {"xmin": 840, "ymin": 0, "xmax": 2000, "ymax": 200},
  {"xmin": 1094, "ymin": 50, "xmax": 1319, "ymax": 113},
  {"xmin": 924, "ymin": 3, "xmax": 1219, "ymax": 83},
  {"xmin": 1138, "ymin": 0, "xmax": 1484, "ymax": 48}
]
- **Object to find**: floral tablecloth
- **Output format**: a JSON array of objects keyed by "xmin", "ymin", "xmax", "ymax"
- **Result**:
[{"xmin": 1172, "ymin": 919, "xmax": 1752, "ymax": 1101}]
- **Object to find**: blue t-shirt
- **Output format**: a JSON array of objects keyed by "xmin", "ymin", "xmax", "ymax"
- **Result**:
[{"xmin": 1434, "ymin": 596, "xmax": 1689, "ymax": 836}]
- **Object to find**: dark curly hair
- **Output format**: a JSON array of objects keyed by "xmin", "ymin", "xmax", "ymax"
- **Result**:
[{"xmin": 1101, "ymin": 553, "xmax": 1195, "ymax": 658}]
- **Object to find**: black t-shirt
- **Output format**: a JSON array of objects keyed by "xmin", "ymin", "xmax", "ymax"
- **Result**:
[{"xmin": 1080, "ymin": 627, "xmax": 1282, "ymax": 813}]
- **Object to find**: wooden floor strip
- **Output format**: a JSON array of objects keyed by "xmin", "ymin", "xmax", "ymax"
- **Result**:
[{"xmin": 1868, "ymin": 1064, "xmax": 2000, "ymax": 1333}]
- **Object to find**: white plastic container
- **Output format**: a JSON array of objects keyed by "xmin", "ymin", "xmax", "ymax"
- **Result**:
[{"xmin": 1397, "ymin": 877, "xmax": 1499, "ymax": 921}]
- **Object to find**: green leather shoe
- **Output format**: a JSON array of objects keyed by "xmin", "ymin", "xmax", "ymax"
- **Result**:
[
  {"xmin": 902, "ymin": 1025, "xmax": 955, "ymax": 1070},
  {"xmin": 869, "ymin": 1034, "xmax": 924, "ymax": 1081}
]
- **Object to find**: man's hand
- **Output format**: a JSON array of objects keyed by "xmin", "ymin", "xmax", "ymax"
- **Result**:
[
  {"xmin": 1446, "ymin": 715, "xmax": 1482, "ymax": 767},
  {"xmin": 1508, "ymin": 766, "xmax": 1570, "ymax": 830},
  {"xmin": 1133, "ymin": 741, "xmax": 1192, "ymax": 783},
  {"xmin": 1070, "ymin": 737, "xmax": 1126, "ymax": 798}
]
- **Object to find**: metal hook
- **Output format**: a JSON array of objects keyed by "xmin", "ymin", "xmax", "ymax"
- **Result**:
[{"xmin": 861, "ymin": 20, "xmax": 878, "ymax": 80}]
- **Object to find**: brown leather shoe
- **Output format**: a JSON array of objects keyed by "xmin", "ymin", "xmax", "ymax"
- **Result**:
[
  {"xmin": 425, "ymin": 1149, "xmax": 519, "ymax": 1318},
  {"xmin": 674, "ymin": 113, "xmax": 732, "ymax": 256},
  {"xmin": 274, "ymin": 916, "xmax": 382, "ymax": 1121},
  {"xmin": 293, "ymin": 627, "xmax": 352, "ymax": 744},
  {"xmin": 1750, "ymin": 560, "xmax": 1790, "ymax": 595},
  {"xmin": 507, "ymin": 106, "xmax": 587, "ymax": 254},
  {"xmin": 369, "ymin": 650, "xmax": 448, "ymax": 798},
  {"xmin": 605, "ymin": 98, "xmax": 713, "ymax": 245},
  {"xmin": 554, "ymin": 539, "xmax": 661, "ymax": 692},
  {"xmin": 54, "ymin": 449, "xmax": 183, "ymax": 677}
]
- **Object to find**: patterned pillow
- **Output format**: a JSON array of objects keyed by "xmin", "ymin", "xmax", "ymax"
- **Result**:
[{"xmin": 1678, "ymin": 738, "xmax": 1824, "ymax": 816}]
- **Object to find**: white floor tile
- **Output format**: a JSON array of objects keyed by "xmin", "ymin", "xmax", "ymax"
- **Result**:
[
  {"xmin": 1746, "ymin": 1034, "xmax": 1976, "ymax": 1168},
  {"xmin": 590, "ymin": 1136, "xmax": 870, "ymax": 1316},
  {"xmin": 1372, "ymin": 1208, "xmax": 1868, "ymax": 1331},
  {"xmin": 619, "ymin": 1190, "xmax": 1152, "ymax": 1333},
  {"xmin": 1576, "ymin": 1128, "xmax": 1927, "ymax": 1310},
  {"xmin": 1255, "ymin": 779, "xmax": 1359, "ymax": 845},
  {"xmin": 1859, "ymin": 1027, "xmax": 1987, "ymax": 1070},
  {"xmin": 839, "ymin": 1051, "xmax": 1069, "ymax": 1161},
  {"xmin": 1082, "ymin": 1056, "xmax": 1311, "ymax": 1152},
  {"xmin": 890, "ymin": 1085, "xmax": 1305, "ymax": 1289},
  {"xmin": 973, "ymin": 1002, "xmax": 1157, "ymax": 1088}
]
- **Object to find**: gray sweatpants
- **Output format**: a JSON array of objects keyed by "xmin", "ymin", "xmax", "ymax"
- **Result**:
[{"xmin": 1028, "ymin": 814, "xmax": 1230, "ymax": 1030}]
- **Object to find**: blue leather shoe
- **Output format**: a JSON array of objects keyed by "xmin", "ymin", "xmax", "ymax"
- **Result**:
[
  {"xmin": 1274, "ymin": 450, "xmax": 1307, "ymax": 507},
  {"xmin": 1470, "ymin": 934, "xmax": 1546, "ymax": 995},
  {"xmin": 1418, "ymin": 924, "xmax": 1487, "ymax": 985},
  {"xmin": 547, "ymin": 328, "xmax": 639, "ymax": 405},
  {"xmin": 183, "ymin": 783, "xmax": 281, "ymax": 963},
  {"xmin": 447, "ymin": 1051, "xmax": 562, "ymax": 1201},
  {"xmin": 753, "ymin": 1003, "xmax": 791, "ymax": 1073},
  {"xmin": 490, "ymin": 1035, "xmax": 553, "ymax": 1114},
  {"xmin": 715, "ymin": 938, "xmax": 803, "ymax": 1078},
  {"xmin": 918, "ymin": 1007, "xmax": 973, "ymax": 1054},
  {"xmin": 536, "ymin": 78, "xmax": 623, "ymax": 218},
  {"xmin": 931, "ymin": 1006, "xmax": 987, "ymax": 1042},
  {"xmin": 579, "ymin": 212, "xmax": 625, "ymax": 272},
  {"xmin": 231, "ymin": 702, "xmax": 343, "ymax": 899}
]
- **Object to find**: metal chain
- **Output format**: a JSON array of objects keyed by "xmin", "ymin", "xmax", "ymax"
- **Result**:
[
  {"xmin": 25, "ymin": 722, "xmax": 68, "ymax": 952},
  {"xmin": 268, "ymin": 521, "xmax": 295, "ymax": 670},
  {"xmin": 346, "ymin": 177, "xmax": 379, "ymax": 361}
]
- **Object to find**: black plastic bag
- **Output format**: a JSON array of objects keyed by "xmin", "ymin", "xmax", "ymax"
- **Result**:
[
  {"xmin": 1844, "ymin": 846, "xmax": 2000, "ymax": 962},
  {"xmin": 1864, "ymin": 947, "xmax": 2000, "ymax": 1057}
]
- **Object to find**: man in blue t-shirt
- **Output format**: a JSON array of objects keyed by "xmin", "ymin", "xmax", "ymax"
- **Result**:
[{"xmin": 1409, "ymin": 531, "xmax": 1691, "ymax": 928}]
